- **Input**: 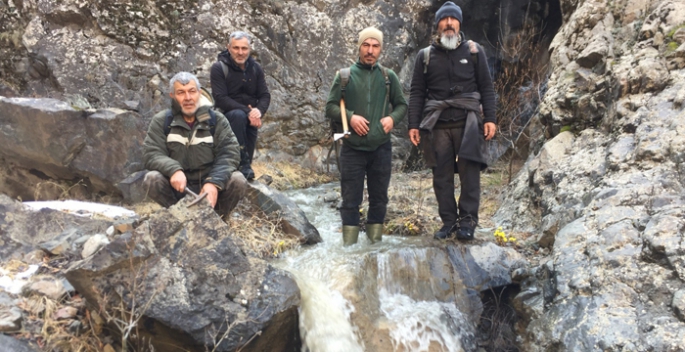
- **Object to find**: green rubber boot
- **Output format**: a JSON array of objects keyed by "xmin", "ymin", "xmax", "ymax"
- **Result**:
[
  {"xmin": 366, "ymin": 223, "xmax": 384, "ymax": 244},
  {"xmin": 342, "ymin": 226, "xmax": 360, "ymax": 246}
]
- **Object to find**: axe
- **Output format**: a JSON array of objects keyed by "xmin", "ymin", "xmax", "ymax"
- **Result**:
[
  {"xmin": 333, "ymin": 99, "xmax": 351, "ymax": 141},
  {"xmin": 184, "ymin": 187, "xmax": 208, "ymax": 208}
]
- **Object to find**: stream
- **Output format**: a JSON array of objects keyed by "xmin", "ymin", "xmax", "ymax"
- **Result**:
[{"xmin": 275, "ymin": 183, "xmax": 475, "ymax": 352}]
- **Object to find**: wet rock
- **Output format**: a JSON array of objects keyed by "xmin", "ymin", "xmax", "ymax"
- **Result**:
[
  {"xmin": 245, "ymin": 182, "xmax": 322, "ymax": 244},
  {"xmin": 65, "ymin": 195, "xmax": 300, "ymax": 352},
  {"xmin": 81, "ymin": 234, "xmax": 110, "ymax": 258},
  {"xmin": 0, "ymin": 97, "xmax": 146, "ymax": 200}
]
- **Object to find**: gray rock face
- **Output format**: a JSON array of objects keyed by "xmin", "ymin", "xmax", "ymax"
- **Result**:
[
  {"xmin": 0, "ymin": 97, "xmax": 146, "ymax": 200},
  {"xmin": 0, "ymin": 0, "xmax": 556, "ymax": 174},
  {"xmin": 495, "ymin": 0, "xmax": 685, "ymax": 350},
  {"xmin": 65, "ymin": 195, "xmax": 300, "ymax": 352},
  {"xmin": 0, "ymin": 334, "xmax": 39, "ymax": 352}
]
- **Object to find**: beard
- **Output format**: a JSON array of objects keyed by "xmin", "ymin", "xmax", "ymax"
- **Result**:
[{"xmin": 440, "ymin": 32, "xmax": 460, "ymax": 50}]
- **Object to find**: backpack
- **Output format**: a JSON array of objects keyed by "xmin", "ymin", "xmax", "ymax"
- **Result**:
[
  {"xmin": 422, "ymin": 39, "xmax": 479, "ymax": 74},
  {"xmin": 163, "ymin": 87, "xmax": 218, "ymax": 136}
]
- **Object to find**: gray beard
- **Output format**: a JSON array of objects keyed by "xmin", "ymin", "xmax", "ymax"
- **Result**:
[{"xmin": 440, "ymin": 34, "xmax": 459, "ymax": 50}]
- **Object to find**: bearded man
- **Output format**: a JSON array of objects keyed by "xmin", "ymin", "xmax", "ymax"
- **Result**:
[{"xmin": 408, "ymin": 1, "xmax": 497, "ymax": 240}]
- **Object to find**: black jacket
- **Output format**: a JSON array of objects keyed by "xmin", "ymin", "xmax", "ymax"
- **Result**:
[
  {"xmin": 408, "ymin": 39, "xmax": 496, "ymax": 129},
  {"xmin": 210, "ymin": 51, "xmax": 271, "ymax": 115}
]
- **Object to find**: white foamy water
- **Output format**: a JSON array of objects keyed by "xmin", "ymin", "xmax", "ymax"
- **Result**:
[{"xmin": 277, "ymin": 184, "xmax": 474, "ymax": 352}]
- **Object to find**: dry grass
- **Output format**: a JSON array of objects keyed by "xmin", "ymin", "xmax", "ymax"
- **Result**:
[
  {"xmin": 251, "ymin": 160, "xmax": 336, "ymax": 191},
  {"xmin": 226, "ymin": 202, "xmax": 301, "ymax": 259}
]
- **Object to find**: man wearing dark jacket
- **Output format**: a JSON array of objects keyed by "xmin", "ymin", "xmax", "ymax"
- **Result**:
[
  {"xmin": 408, "ymin": 1, "xmax": 497, "ymax": 241},
  {"xmin": 325, "ymin": 27, "xmax": 407, "ymax": 246},
  {"xmin": 144, "ymin": 72, "xmax": 246, "ymax": 218},
  {"xmin": 211, "ymin": 31, "xmax": 271, "ymax": 180}
]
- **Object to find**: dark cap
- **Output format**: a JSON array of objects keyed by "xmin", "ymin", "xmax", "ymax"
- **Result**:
[{"xmin": 435, "ymin": 1, "xmax": 463, "ymax": 27}]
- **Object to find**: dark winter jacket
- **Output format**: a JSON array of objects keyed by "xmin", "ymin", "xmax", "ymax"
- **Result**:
[
  {"xmin": 325, "ymin": 60, "xmax": 407, "ymax": 152},
  {"xmin": 211, "ymin": 51, "xmax": 271, "ymax": 115},
  {"xmin": 143, "ymin": 100, "xmax": 240, "ymax": 190},
  {"xmin": 408, "ymin": 38, "xmax": 496, "ymax": 129}
]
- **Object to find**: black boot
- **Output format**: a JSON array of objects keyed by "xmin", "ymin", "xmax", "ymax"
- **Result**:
[
  {"xmin": 239, "ymin": 149, "xmax": 255, "ymax": 181},
  {"xmin": 456, "ymin": 215, "xmax": 476, "ymax": 241},
  {"xmin": 433, "ymin": 224, "xmax": 456, "ymax": 240}
]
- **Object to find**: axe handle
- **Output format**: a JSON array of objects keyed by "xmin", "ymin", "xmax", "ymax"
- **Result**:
[{"xmin": 340, "ymin": 99, "xmax": 349, "ymax": 136}]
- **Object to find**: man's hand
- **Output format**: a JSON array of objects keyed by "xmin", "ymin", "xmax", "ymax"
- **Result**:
[
  {"xmin": 170, "ymin": 170, "xmax": 187, "ymax": 193},
  {"xmin": 201, "ymin": 183, "xmax": 219, "ymax": 207},
  {"xmin": 484, "ymin": 122, "xmax": 496, "ymax": 141},
  {"xmin": 380, "ymin": 116, "xmax": 394, "ymax": 134},
  {"xmin": 409, "ymin": 129, "xmax": 420, "ymax": 146},
  {"xmin": 247, "ymin": 105, "xmax": 262, "ymax": 128},
  {"xmin": 350, "ymin": 114, "xmax": 369, "ymax": 136}
]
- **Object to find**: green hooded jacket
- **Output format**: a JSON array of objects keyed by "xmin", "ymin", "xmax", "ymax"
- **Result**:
[{"xmin": 325, "ymin": 61, "xmax": 407, "ymax": 151}]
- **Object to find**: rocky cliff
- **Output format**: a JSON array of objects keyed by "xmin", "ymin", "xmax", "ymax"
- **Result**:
[{"xmin": 494, "ymin": 0, "xmax": 685, "ymax": 350}]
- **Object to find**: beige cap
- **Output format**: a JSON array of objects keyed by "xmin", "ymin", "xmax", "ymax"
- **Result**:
[{"xmin": 358, "ymin": 27, "xmax": 383, "ymax": 48}]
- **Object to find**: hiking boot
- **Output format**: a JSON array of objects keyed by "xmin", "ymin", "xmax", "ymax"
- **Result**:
[
  {"xmin": 433, "ymin": 224, "xmax": 455, "ymax": 240},
  {"xmin": 455, "ymin": 226, "xmax": 475, "ymax": 241},
  {"xmin": 239, "ymin": 148, "xmax": 255, "ymax": 181},
  {"xmin": 342, "ymin": 225, "xmax": 360, "ymax": 246},
  {"xmin": 366, "ymin": 223, "xmax": 383, "ymax": 244}
]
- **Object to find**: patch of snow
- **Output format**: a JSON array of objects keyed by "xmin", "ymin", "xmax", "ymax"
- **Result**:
[
  {"xmin": 0, "ymin": 265, "xmax": 40, "ymax": 294},
  {"xmin": 23, "ymin": 200, "xmax": 136, "ymax": 219}
]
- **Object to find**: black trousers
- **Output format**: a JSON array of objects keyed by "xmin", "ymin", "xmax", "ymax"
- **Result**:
[
  {"xmin": 431, "ymin": 128, "xmax": 481, "ymax": 227},
  {"xmin": 225, "ymin": 109, "xmax": 258, "ymax": 160},
  {"xmin": 339, "ymin": 141, "xmax": 392, "ymax": 226}
]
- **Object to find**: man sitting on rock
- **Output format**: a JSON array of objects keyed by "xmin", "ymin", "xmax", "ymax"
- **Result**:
[
  {"xmin": 143, "ymin": 71, "xmax": 247, "ymax": 217},
  {"xmin": 211, "ymin": 31, "xmax": 271, "ymax": 181}
]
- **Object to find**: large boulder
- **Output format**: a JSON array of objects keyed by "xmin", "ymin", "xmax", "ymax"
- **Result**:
[
  {"xmin": 65, "ymin": 195, "xmax": 301, "ymax": 352},
  {"xmin": 0, "ymin": 97, "xmax": 146, "ymax": 200}
]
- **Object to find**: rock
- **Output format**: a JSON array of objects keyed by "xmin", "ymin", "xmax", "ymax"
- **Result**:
[
  {"xmin": 0, "ymin": 97, "xmax": 147, "ymax": 200},
  {"xmin": 0, "ymin": 195, "xmax": 111, "ymax": 260},
  {"xmin": 112, "ymin": 218, "xmax": 137, "ymax": 234},
  {"xmin": 0, "ymin": 334, "xmax": 40, "ymax": 352},
  {"xmin": 38, "ymin": 228, "xmax": 83, "ymax": 256},
  {"xmin": 117, "ymin": 170, "xmax": 148, "ymax": 204},
  {"xmin": 54, "ymin": 306, "xmax": 78, "ymax": 320},
  {"xmin": 674, "ymin": 290, "xmax": 685, "ymax": 322},
  {"xmin": 245, "ymin": 182, "xmax": 322, "ymax": 244},
  {"xmin": 24, "ymin": 275, "xmax": 68, "ymax": 301},
  {"xmin": 0, "ymin": 293, "xmax": 22, "ymax": 332},
  {"xmin": 65, "ymin": 195, "xmax": 301, "ymax": 352},
  {"xmin": 81, "ymin": 234, "xmax": 110, "ymax": 258}
]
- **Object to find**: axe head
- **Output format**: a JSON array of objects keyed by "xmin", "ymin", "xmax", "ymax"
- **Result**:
[{"xmin": 333, "ymin": 131, "xmax": 350, "ymax": 141}]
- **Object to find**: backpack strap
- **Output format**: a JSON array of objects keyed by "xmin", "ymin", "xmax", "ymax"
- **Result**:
[
  {"xmin": 379, "ymin": 65, "xmax": 390, "ymax": 116},
  {"xmin": 219, "ymin": 61, "xmax": 229, "ymax": 79},
  {"xmin": 422, "ymin": 40, "xmax": 479, "ymax": 74},
  {"xmin": 163, "ymin": 110, "xmax": 217, "ymax": 136},
  {"xmin": 339, "ymin": 67, "xmax": 351, "ymax": 99},
  {"xmin": 422, "ymin": 46, "xmax": 431, "ymax": 74}
]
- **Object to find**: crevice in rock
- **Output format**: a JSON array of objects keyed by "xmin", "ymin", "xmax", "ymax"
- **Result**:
[{"xmin": 476, "ymin": 284, "xmax": 522, "ymax": 352}]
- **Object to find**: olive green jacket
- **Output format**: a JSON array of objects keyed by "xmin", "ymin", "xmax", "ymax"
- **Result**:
[
  {"xmin": 143, "ymin": 102, "xmax": 240, "ymax": 190},
  {"xmin": 325, "ymin": 61, "xmax": 407, "ymax": 151}
]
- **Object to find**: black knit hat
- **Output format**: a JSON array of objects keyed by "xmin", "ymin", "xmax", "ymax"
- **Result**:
[{"xmin": 434, "ymin": 1, "xmax": 463, "ymax": 27}]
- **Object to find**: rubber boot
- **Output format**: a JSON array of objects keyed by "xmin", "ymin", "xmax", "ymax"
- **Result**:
[
  {"xmin": 366, "ymin": 223, "xmax": 383, "ymax": 244},
  {"xmin": 342, "ymin": 225, "xmax": 360, "ymax": 246}
]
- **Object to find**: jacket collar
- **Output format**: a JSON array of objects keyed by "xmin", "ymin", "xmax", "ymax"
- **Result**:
[{"xmin": 354, "ymin": 59, "xmax": 380, "ymax": 71}]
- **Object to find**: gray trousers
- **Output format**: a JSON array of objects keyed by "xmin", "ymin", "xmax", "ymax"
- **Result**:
[{"xmin": 143, "ymin": 171, "xmax": 247, "ymax": 218}]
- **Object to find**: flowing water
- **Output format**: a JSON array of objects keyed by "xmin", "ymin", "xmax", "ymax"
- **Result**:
[{"xmin": 275, "ymin": 184, "xmax": 475, "ymax": 352}]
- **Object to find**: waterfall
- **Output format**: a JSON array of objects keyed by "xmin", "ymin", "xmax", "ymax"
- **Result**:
[{"xmin": 276, "ymin": 184, "xmax": 475, "ymax": 352}]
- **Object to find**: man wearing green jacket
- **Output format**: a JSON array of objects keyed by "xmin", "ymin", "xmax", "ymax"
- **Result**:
[
  {"xmin": 325, "ymin": 27, "xmax": 408, "ymax": 245},
  {"xmin": 143, "ymin": 71, "xmax": 247, "ymax": 218}
]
